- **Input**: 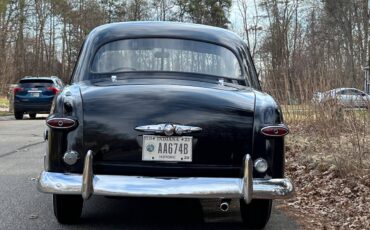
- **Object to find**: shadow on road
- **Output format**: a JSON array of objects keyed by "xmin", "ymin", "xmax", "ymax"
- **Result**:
[{"xmin": 78, "ymin": 197, "xmax": 245, "ymax": 229}]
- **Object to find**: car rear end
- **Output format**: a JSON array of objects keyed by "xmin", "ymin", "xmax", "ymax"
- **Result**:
[
  {"xmin": 13, "ymin": 78, "xmax": 60, "ymax": 119},
  {"xmin": 37, "ymin": 23, "xmax": 294, "ymax": 227}
]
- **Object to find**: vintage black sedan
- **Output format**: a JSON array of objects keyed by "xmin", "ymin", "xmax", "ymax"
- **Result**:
[{"xmin": 37, "ymin": 22, "xmax": 293, "ymax": 228}]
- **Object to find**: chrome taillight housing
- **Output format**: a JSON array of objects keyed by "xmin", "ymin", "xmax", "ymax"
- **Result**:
[
  {"xmin": 261, "ymin": 124, "xmax": 289, "ymax": 137},
  {"xmin": 46, "ymin": 117, "xmax": 77, "ymax": 129}
]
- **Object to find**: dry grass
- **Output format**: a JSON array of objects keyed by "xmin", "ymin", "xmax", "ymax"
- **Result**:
[
  {"xmin": 283, "ymin": 103, "xmax": 369, "ymax": 176},
  {"xmin": 0, "ymin": 111, "xmax": 12, "ymax": 116},
  {"xmin": 0, "ymin": 96, "xmax": 11, "ymax": 115},
  {"xmin": 0, "ymin": 96, "xmax": 9, "ymax": 108}
]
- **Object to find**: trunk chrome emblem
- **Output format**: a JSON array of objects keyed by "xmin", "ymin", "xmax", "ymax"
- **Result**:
[
  {"xmin": 135, "ymin": 123, "xmax": 202, "ymax": 136},
  {"xmin": 164, "ymin": 124, "xmax": 175, "ymax": 136}
]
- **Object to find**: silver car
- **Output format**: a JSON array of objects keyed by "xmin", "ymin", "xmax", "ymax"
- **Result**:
[{"xmin": 312, "ymin": 88, "xmax": 370, "ymax": 108}]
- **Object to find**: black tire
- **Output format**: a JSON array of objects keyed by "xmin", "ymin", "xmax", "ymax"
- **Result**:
[
  {"xmin": 29, "ymin": 113, "xmax": 36, "ymax": 119},
  {"xmin": 53, "ymin": 194, "xmax": 83, "ymax": 224},
  {"xmin": 240, "ymin": 199, "xmax": 272, "ymax": 229},
  {"xmin": 14, "ymin": 111, "xmax": 23, "ymax": 120}
]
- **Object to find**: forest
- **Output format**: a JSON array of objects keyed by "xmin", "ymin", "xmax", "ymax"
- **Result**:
[{"xmin": 0, "ymin": 0, "xmax": 369, "ymax": 103}]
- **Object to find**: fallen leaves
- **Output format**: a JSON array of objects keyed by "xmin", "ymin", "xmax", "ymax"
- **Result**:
[{"xmin": 278, "ymin": 123, "xmax": 370, "ymax": 230}]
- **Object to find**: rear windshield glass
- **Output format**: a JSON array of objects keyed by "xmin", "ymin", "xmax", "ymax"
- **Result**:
[
  {"xmin": 19, "ymin": 79, "xmax": 53, "ymax": 88},
  {"xmin": 91, "ymin": 38, "xmax": 242, "ymax": 79}
]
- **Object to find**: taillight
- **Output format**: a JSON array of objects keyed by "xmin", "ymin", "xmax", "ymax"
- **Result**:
[
  {"xmin": 46, "ymin": 118, "xmax": 77, "ymax": 129},
  {"xmin": 48, "ymin": 87, "xmax": 60, "ymax": 94},
  {"xmin": 261, "ymin": 125, "xmax": 289, "ymax": 137},
  {"xmin": 14, "ymin": 87, "xmax": 23, "ymax": 94}
]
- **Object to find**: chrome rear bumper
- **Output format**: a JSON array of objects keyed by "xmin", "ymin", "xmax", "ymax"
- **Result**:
[{"xmin": 37, "ymin": 151, "xmax": 294, "ymax": 203}]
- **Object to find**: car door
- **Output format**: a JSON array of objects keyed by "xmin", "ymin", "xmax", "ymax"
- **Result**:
[
  {"xmin": 335, "ymin": 89, "xmax": 349, "ymax": 106},
  {"xmin": 350, "ymin": 89, "xmax": 369, "ymax": 107}
]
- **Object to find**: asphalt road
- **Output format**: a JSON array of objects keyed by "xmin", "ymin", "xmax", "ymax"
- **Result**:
[{"xmin": 0, "ymin": 115, "xmax": 299, "ymax": 230}]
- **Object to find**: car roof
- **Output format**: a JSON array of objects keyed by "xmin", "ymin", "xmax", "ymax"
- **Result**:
[
  {"xmin": 20, "ymin": 76, "xmax": 60, "ymax": 81},
  {"xmin": 87, "ymin": 21, "xmax": 245, "ymax": 52},
  {"xmin": 73, "ymin": 21, "xmax": 250, "ymax": 82},
  {"xmin": 329, "ymin": 87, "xmax": 359, "ymax": 92}
]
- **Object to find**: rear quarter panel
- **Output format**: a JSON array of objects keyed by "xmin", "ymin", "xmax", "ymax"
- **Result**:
[{"xmin": 252, "ymin": 90, "xmax": 285, "ymax": 178}]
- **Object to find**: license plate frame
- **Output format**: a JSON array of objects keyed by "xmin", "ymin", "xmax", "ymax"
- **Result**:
[{"xmin": 142, "ymin": 135, "xmax": 193, "ymax": 162}]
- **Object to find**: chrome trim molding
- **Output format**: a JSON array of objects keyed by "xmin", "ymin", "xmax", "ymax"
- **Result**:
[
  {"xmin": 46, "ymin": 117, "xmax": 77, "ymax": 129},
  {"xmin": 37, "ymin": 152, "xmax": 294, "ymax": 202},
  {"xmin": 163, "ymin": 124, "xmax": 175, "ymax": 136},
  {"xmin": 135, "ymin": 123, "xmax": 202, "ymax": 136}
]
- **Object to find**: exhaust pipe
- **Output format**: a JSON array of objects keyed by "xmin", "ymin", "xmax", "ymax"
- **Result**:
[{"xmin": 219, "ymin": 199, "xmax": 230, "ymax": 212}]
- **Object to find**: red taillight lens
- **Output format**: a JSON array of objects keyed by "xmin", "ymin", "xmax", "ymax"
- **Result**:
[
  {"xmin": 48, "ymin": 87, "xmax": 60, "ymax": 94},
  {"xmin": 46, "ymin": 118, "xmax": 77, "ymax": 129},
  {"xmin": 261, "ymin": 125, "xmax": 289, "ymax": 137},
  {"xmin": 13, "ymin": 87, "xmax": 23, "ymax": 94}
]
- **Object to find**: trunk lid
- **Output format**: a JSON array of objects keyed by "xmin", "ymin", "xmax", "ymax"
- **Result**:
[{"xmin": 82, "ymin": 79, "xmax": 255, "ymax": 168}]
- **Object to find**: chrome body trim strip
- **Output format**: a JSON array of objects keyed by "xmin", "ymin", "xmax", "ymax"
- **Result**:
[
  {"xmin": 135, "ymin": 123, "xmax": 202, "ymax": 135},
  {"xmin": 37, "ymin": 153, "xmax": 294, "ymax": 202},
  {"xmin": 260, "ymin": 124, "xmax": 289, "ymax": 137}
]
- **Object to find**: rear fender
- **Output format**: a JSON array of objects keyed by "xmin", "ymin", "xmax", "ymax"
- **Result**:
[
  {"xmin": 46, "ymin": 84, "xmax": 84, "ymax": 173},
  {"xmin": 252, "ymin": 91, "xmax": 285, "ymax": 178}
]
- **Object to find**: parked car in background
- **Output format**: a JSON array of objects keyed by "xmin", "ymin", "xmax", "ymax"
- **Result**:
[
  {"xmin": 13, "ymin": 76, "xmax": 64, "ymax": 119},
  {"xmin": 37, "ymin": 22, "xmax": 294, "ymax": 228},
  {"xmin": 312, "ymin": 88, "xmax": 370, "ymax": 108}
]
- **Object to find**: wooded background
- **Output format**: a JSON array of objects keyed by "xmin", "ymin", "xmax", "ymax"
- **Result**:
[{"xmin": 0, "ymin": 0, "xmax": 369, "ymax": 104}]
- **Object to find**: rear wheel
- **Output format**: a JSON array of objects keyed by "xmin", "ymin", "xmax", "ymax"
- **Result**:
[
  {"xmin": 14, "ymin": 111, "xmax": 23, "ymax": 120},
  {"xmin": 53, "ymin": 194, "xmax": 83, "ymax": 224},
  {"xmin": 29, "ymin": 113, "xmax": 36, "ymax": 119},
  {"xmin": 240, "ymin": 199, "xmax": 272, "ymax": 229}
]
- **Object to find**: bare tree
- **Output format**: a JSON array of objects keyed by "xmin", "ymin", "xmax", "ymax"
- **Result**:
[{"xmin": 237, "ymin": 0, "xmax": 260, "ymax": 57}]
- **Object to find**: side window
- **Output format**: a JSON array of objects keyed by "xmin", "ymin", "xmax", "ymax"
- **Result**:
[
  {"xmin": 338, "ymin": 90, "xmax": 349, "ymax": 95},
  {"xmin": 340, "ymin": 89, "xmax": 360, "ymax": 95},
  {"xmin": 242, "ymin": 45, "xmax": 260, "ymax": 90},
  {"xmin": 53, "ymin": 80, "xmax": 60, "ymax": 89},
  {"xmin": 241, "ymin": 53, "xmax": 252, "ymax": 87},
  {"xmin": 349, "ymin": 89, "xmax": 361, "ymax": 95}
]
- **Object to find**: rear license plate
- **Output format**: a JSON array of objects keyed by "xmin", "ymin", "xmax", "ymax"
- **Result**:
[
  {"xmin": 30, "ymin": 92, "xmax": 39, "ymax": 97},
  {"xmin": 142, "ymin": 135, "xmax": 192, "ymax": 162}
]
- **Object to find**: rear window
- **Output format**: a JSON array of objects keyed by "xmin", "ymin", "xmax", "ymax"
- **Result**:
[
  {"xmin": 91, "ymin": 38, "xmax": 242, "ymax": 79},
  {"xmin": 19, "ymin": 79, "xmax": 53, "ymax": 88}
]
